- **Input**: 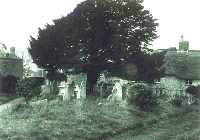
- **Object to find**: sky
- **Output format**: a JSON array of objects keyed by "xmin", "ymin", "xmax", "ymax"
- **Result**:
[{"xmin": 0, "ymin": 0, "xmax": 199, "ymax": 58}]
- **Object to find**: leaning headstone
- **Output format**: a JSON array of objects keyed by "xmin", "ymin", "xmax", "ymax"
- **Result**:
[
  {"xmin": 60, "ymin": 82, "xmax": 73, "ymax": 101},
  {"xmin": 107, "ymin": 80, "xmax": 123, "ymax": 102}
]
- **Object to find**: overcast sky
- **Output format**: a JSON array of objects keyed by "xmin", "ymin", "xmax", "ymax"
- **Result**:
[{"xmin": 0, "ymin": 0, "xmax": 199, "ymax": 57}]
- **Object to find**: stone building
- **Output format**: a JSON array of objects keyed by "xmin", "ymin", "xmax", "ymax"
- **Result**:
[
  {"xmin": 154, "ymin": 36, "xmax": 200, "ymax": 100},
  {"xmin": 0, "ymin": 45, "xmax": 23, "ymax": 94},
  {"xmin": 0, "ymin": 47, "xmax": 23, "ymax": 78}
]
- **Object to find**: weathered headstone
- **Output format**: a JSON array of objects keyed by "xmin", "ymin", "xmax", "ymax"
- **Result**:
[
  {"xmin": 107, "ymin": 79, "xmax": 129, "ymax": 102},
  {"xmin": 59, "ymin": 73, "xmax": 87, "ymax": 101}
]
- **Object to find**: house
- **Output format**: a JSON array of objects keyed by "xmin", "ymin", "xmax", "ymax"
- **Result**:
[
  {"xmin": 0, "ymin": 45, "xmax": 23, "ymax": 95},
  {"xmin": 154, "ymin": 36, "xmax": 200, "ymax": 100},
  {"xmin": 0, "ymin": 46, "xmax": 23, "ymax": 78}
]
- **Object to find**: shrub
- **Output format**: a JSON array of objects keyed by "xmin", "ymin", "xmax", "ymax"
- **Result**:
[
  {"xmin": 127, "ymin": 83, "xmax": 157, "ymax": 111},
  {"xmin": 186, "ymin": 85, "xmax": 200, "ymax": 97},
  {"xmin": 16, "ymin": 77, "xmax": 44, "ymax": 103},
  {"xmin": 185, "ymin": 85, "xmax": 200, "ymax": 104}
]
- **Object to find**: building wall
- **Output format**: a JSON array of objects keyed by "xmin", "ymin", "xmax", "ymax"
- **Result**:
[
  {"xmin": 156, "ymin": 76, "xmax": 200, "ymax": 97},
  {"xmin": 160, "ymin": 76, "xmax": 184, "ymax": 95},
  {"xmin": 152, "ymin": 76, "xmax": 185, "ymax": 97},
  {"xmin": 0, "ymin": 58, "xmax": 23, "ymax": 79}
]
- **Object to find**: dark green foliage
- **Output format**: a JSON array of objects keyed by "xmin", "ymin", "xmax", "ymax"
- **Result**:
[
  {"xmin": 186, "ymin": 85, "xmax": 200, "ymax": 98},
  {"xmin": 135, "ymin": 91, "xmax": 157, "ymax": 111},
  {"xmin": 128, "ymin": 50, "xmax": 166, "ymax": 82},
  {"xmin": 29, "ymin": 0, "xmax": 158, "ymax": 95},
  {"xmin": 16, "ymin": 77, "xmax": 45, "ymax": 103},
  {"xmin": 46, "ymin": 70, "xmax": 67, "ymax": 82},
  {"xmin": 186, "ymin": 85, "xmax": 197, "ymax": 95},
  {"xmin": 128, "ymin": 83, "xmax": 157, "ymax": 111}
]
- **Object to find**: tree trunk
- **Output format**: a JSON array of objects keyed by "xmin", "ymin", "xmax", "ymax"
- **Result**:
[
  {"xmin": 48, "ymin": 80, "xmax": 58, "ymax": 100},
  {"xmin": 86, "ymin": 71, "xmax": 100, "ymax": 96}
]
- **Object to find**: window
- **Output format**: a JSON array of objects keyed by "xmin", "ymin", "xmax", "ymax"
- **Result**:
[{"xmin": 185, "ymin": 79, "xmax": 192, "ymax": 85}]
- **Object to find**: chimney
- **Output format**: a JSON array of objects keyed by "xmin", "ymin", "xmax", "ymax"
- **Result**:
[{"xmin": 10, "ymin": 47, "xmax": 15, "ymax": 56}]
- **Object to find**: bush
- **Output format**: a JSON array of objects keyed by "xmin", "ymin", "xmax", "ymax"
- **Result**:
[
  {"xmin": 186, "ymin": 85, "xmax": 200, "ymax": 98},
  {"xmin": 185, "ymin": 85, "xmax": 200, "ymax": 104},
  {"xmin": 127, "ymin": 83, "xmax": 157, "ymax": 111},
  {"xmin": 16, "ymin": 77, "xmax": 44, "ymax": 103}
]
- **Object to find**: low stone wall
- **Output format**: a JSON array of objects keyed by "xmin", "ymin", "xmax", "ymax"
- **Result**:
[
  {"xmin": 154, "ymin": 76, "xmax": 200, "ymax": 96},
  {"xmin": 152, "ymin": 76, "xmax": 200, "ymax": 104}
]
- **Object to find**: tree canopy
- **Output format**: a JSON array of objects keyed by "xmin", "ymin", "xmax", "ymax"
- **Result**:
[
  {"xmin": 133, "ymin": 50, "xmax": 166, "ymax": 82},
  {"xmin": 29, "ymin": 0, "xmax": 158, "ymax": 95}
]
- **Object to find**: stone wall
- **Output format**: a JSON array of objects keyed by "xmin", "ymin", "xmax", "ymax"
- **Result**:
[
  {"xmin": 153, "ymin": 76, "xmax": 200, "ymax": 101},
  {"xmin": 159, "ymin": 76, "xmax": 184, "ymax": 96}
]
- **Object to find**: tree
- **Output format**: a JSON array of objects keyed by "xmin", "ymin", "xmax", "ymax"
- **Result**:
[
  {"xmin": 28, "ymin": 24, "xmax": 77, "ymax": 96},
  {"xmin": 129, "ymin": 50, "xmax": 166, "ymax": 82},
  {"xmin": 22, "ymin": 53, "xmax": 33, "ymax": 78},
  {"xmin": 29, "ymin": 24, "xmax": 65, "ymax": 72},
  {"xmin": 16, "ymin": 77, "xmax": 45, "ymax": 104},
  {"xmin": 29, "ymin": 0, "xmax": 158, "ymax": 95}
]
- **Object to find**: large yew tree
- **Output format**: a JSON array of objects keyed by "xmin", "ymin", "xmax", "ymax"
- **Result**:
[{"xmin": 29, "ymin": 0, "xmax": 158, "ymax": 95}]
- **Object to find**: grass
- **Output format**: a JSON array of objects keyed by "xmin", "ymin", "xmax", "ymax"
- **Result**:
[
  {"xmin": 0, "ymin": 97, "xmax": 199, "ymax": 140},
  {"xmin": 0, "ymin": 95, "xmax": 17, "ymax": 105}
]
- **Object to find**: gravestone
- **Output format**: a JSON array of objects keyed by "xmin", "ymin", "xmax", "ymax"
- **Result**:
[
  {"xmin": 59, "ymin": 73, "xmax": 87, "ymax": 101},
  {"xmin": 107, "ymin": 80, "xmax": 123, "ymax": 102}
]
